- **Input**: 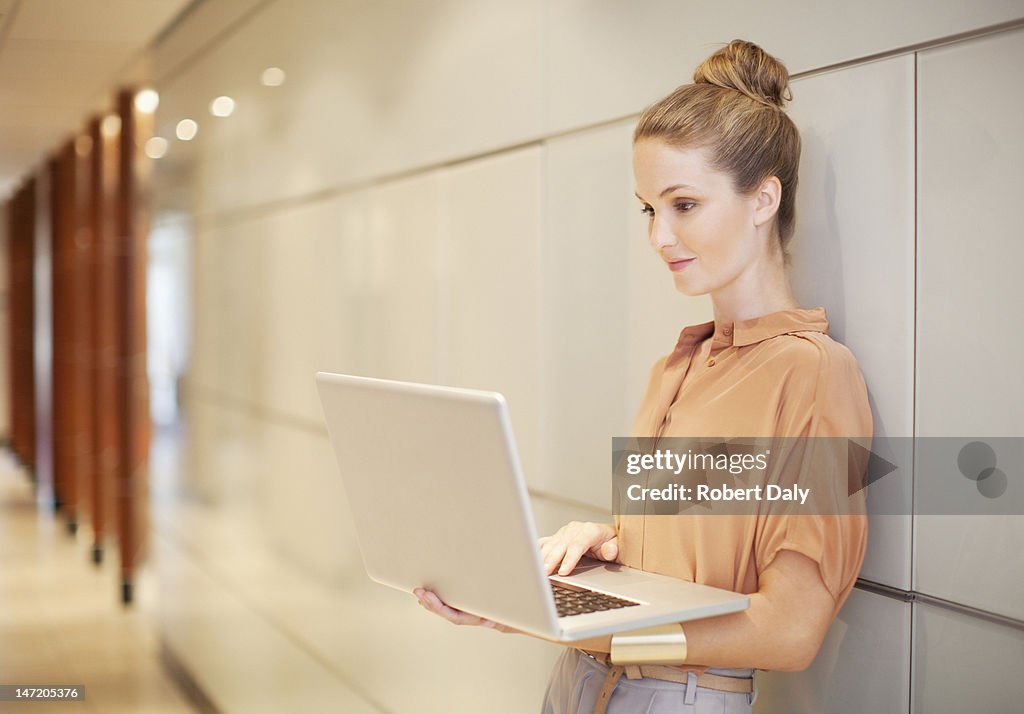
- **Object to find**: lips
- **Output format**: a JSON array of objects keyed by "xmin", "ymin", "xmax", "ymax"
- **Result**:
[{"xmin": 667, "ymin": 258, "xmax": 695, "ymax": 271}]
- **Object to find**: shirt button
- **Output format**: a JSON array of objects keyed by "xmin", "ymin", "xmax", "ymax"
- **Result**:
[
  {"xmin": 723, "ymin": 327, "xmax": 732, "ymax": 336},
  {"xmin": 706, "ymin": 358, "xmax": 716, "ymax": 367}
]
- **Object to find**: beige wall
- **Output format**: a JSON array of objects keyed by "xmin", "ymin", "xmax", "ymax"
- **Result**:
[{"xmin": 149, "ymin": 2, "xmax": 1024, "ymax": 712}]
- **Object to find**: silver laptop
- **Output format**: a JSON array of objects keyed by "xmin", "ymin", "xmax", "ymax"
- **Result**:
[{"xmin": 315, "ymin": 372, "xmax": 749, "ymax": 642}]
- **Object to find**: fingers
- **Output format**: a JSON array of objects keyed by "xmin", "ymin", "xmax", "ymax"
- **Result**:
[
  {"xmin": 486, "ymin": 621, "xmax": 522, "ymax": 634},
  {"xmin": 595, "ymin": 538, "xmax": 618, "ymax": 562},
  {"xmin": 539, "ymin": 521, "xmax": 618, "ymax": 575},
  {"xmin": 414, "ymin": 589, "xmax": 518, "ymax": 633},
  {"xmin": 558, "ymin": 543, "xmax": 588, "ymax": 576},
  {"xmin": 414, "ymin": 588, "xmax": 488, "ymax": 627},
  {"xmin": 542, "ymin": 541, "xmax": 567, "ymax": 575}
]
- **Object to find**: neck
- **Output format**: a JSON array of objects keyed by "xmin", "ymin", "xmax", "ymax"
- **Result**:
[{"xmin": 709, "ymin": 250, "xmax": 798, "ymax": 325}]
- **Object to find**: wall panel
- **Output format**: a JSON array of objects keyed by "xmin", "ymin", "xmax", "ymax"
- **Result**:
[
  {"xmin": 443, "ymin": 147, "xmax": 544, "ymax": 490},
  {"xmin": 786, "ymin": 56, "xmax": 917, "ymax": 590},
  {"xmin": 912, "ymin": 602, "xmax": 1024, "ymax": 713},
  {"xmin": 757, "ymin": 589, "xmax": 911, "ymax": 713},
  {"xmin": 545, "ymin": 0, "xmax": 1024, "ymax": 134},
  {"xmin": 155, "ymin": 0, "xmax": 545, "ymax": 217},
  {"xmin": 915, "ymin": 27, "xmax": 1024, "ymax": 621},
  {"xmin": 540, "ymin": 122, "xmax": 633, "ymax": 508}
]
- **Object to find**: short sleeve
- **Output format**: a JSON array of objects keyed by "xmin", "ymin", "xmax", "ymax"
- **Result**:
[{"xmin": 753, "ymin": 336, "xmax": 872, "ymax": 610}]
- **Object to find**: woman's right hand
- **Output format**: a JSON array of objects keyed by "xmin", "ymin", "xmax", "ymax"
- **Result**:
[
  {"xmin": 413, "ymin": 588, "xmax": 521, "ymax": 633},
  {"xmin": 538, "ymin": 521, "xmax": 618, "ymax": 576}
]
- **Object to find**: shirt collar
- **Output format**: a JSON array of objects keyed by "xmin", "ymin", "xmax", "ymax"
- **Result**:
[{"xmin": 676, "ymin": 306, "xmax": 830, "ymax": 350}]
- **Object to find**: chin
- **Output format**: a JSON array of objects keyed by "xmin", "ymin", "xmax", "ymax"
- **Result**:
[{"xmin": 672, "ymin": 276, "xmax": 708, "ymax": 297}]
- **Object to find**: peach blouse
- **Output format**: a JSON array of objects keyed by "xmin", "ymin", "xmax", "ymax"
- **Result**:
[{"xmin": 614, "ymin": 306, "xmax": 872, "ymax": 673}]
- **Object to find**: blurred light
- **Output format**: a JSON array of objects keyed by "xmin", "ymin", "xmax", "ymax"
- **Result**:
[
  {"xmin": 135, "ymin": 88, "xmax": 160, "ymax": 113},
  {"xmin": 210, "ymin": 95, "xmax": 235, "ymax": 117},
  {"xmin": 74, "ymin": 135, "xmax": 93, "ymax": 157},
  {"xmin": 261, "ymin": 67, "xmax": 286, "ymax": 87},
  {"xmin": 176, "ymin": 119, "xmax": 198, "ymax": 141},
  {"xmin": 145, "ymin": 136, "xmax": 169, "ymax": 159},
  {"xmin": 100, "ymin": 115, "xmax": 121, "ymax": 138}
]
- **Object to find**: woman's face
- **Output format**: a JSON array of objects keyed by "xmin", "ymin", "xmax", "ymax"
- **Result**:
[{"xmin": 632, "ymin": 138, "xmax": 777, "ymax": 297}]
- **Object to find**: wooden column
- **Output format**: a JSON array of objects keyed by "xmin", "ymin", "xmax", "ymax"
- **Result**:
[
  {"xmin": 89, "ymin": 117, "xmax": 118, "ymax": 565},
  {"xmin": 3, "ymin": 194, "xmax": 10, "ymax": 456},
  {"xmin": 7, "ymin": 179, "xmax": 36, "ymax": 473},
  {"xmin": 115, "ymin": 90, "xmax": 151, "ymax": 604},
  {"xmin": 72, "ymin": 138, "xmax": 94, "ymax": 538},
  {"xmin": 51, "ymin": 142, "xmax": 84, "ymax": 531},
  {"xmin": 6, "ymin": 187, "xmax": 18, "ymax": 463},
  {"xmin": 45, "ymin": 136, "xmax": 99, "ymax": 537}
]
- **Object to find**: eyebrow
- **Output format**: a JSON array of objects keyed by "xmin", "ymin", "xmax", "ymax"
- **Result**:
[{"xmin": 634, "ymin": 184, "xmax": 699, "ymax": 201}]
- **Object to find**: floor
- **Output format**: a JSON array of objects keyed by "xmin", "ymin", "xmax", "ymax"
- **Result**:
[{"xmin": 0, "ymin": 448, "xmax": 201, "ymax": 714}]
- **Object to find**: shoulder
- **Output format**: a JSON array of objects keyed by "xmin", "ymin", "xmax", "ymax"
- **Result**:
[
  {"xmin": 766, "ymin": 331, "xmax": 865, "ymax": 381},
  {"xmin": 637, "ymin": 350, "xmax": 673, "ymax": 399},
  {"xmin": 642, "ymin": 352, "xmax": 672, "ymax": 383},
  {"xmin": 770, "ymin": 333, "xmax": 872, "ymax": 436}
]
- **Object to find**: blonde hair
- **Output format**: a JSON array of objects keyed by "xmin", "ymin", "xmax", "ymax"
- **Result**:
[{"xmin": 634, "ymin": 39, "xmax": 801, "ymax": 263}]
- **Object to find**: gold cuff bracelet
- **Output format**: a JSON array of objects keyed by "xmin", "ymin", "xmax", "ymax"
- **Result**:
[{"xmin": 609, "ymin": 622, "xmax": 688, "ymax": 666}]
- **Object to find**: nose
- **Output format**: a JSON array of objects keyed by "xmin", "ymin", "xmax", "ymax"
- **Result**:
[{"xmin": 649, "ymin": 214, "xmax": 678, "ymax": 252}]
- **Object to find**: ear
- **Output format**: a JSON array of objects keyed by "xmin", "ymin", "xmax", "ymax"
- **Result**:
[{"xmin": 752, "ymin": 175, "xmax": 782, "ymax": 228}]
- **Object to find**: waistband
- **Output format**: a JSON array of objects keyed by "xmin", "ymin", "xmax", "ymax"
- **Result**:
[
  {"xmin": 576, "ymin": 650, "xmax": 754, "ymax": 687},
  {"xmin": 577, "ymin": 648, "xmax": 754, "ymax": 680},
  {"xmin": 575, "ymin": 649, "xmax": 755, "ymax": 714},
  {"xmin": 702, "ymin": 666, "xmax": 756, "ymax": 678}
]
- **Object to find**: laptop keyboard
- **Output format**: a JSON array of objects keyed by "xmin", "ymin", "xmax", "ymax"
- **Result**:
[{"xmin": 551, "ymin": 581, "xmax": 642, "ymax": 618}]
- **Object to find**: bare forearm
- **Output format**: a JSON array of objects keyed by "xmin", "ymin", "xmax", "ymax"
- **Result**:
[{"xmin": 566, "ymin": 592, "xmax": 810, "ymax": 672}]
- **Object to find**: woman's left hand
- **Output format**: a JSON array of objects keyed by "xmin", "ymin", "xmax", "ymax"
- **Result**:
[{"xmin": 413, "ymin": 588, "xmax": 523, "ymax": 634}]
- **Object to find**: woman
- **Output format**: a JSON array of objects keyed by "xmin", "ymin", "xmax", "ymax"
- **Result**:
[{"xmin": 416, "ymin": 39, "xmax": 871, "ymax": 713}]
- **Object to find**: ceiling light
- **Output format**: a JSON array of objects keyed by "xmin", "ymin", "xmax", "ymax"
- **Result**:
[
  {"xmin": 134, "ymin": 89, "xmax": 160, "ymax": 114},
  {"xmin": 176, "ymin": 119, "xmax": 198, "ymax": 141},
  {"xmin": 145, "ymin": 137, "xmax": 169, "ymax": 159},
  {"xmin": 261, "ymin": 67, "xmax": 286, "ymax": 87},
  {"xmin": 210, "ymin": 96, "xmax": 235, "ymax": 117}
]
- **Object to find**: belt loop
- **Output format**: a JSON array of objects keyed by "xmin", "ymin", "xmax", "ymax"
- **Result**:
[
  {"xmin": 593, "ymin": 665, "xmax": 624, "ymax": 714},
  {"xmin": 750, "ymin": 671, "xmax": 759, "ymax": 705},
  {"xmin": 683, "ymin": 671, "xmax": 698, "ymax": 705},
  {"xmin": 624, "ymin": 665, "xmax": 642, "ymax": 680}
]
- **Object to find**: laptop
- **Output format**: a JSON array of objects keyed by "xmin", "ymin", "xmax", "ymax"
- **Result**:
[{"xmin": 315, "ymin": 371, "xmax": 749, "ymax": 642}]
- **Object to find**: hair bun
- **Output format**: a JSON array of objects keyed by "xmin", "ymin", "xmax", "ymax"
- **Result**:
[{"xmin": 693, "ymin": 39, "xmax": 793, "ymax": 109}]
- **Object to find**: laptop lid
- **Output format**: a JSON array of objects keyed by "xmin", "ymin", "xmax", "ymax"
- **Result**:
[{"xmin": 315, "ymin": 372, "xmax": 561, "ymax": 637}]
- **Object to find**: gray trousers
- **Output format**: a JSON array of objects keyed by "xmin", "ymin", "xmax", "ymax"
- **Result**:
[{"xmin": 541, "ymin": 648, "xmax": 757, "ymax": 714}]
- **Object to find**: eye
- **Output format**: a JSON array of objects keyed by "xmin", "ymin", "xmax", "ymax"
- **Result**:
[
  {"xmin": 675, "ymin": 201, "xmax": 696, "ymax": 212},
  {"xmin": 639, "ymin": 204, "xmax": 654, "ymax": 218}
]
